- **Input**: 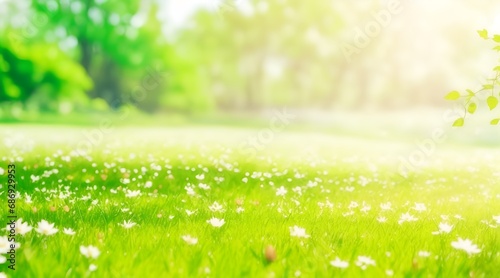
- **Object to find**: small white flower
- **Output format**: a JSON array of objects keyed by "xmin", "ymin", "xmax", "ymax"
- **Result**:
[
  {"xmin": 330, "ymin": 257, "xmax": 349, "ymax": 268},
  {"xmin": 360, "ymin": 204, "xmax": 371, "ymax": 213},
  {"xmin": 418, "ymin": 251, "xmax": 431, "ymax": 257},
  {"xmin": 181, "ymin": 235, "xmax": 198, "ymax": 245},
  {"xmin": 81, "ymin": 194, "xmax": 91, "ymax": 201},
  {"xmin": 432, "ymin": 222, "xmax": 453, "ymax": 235},
  {"xmin": 207, "ymin": 217, "xmax": 225, "ymax": 228},
  {"xmin": 380, "ymin": 202, "xmax": 392, "ymax": 211},
  {"xmin": 348, "ymin": 201, "xmax": 359, "ymax": 209},
  {"xmin": 25, "ymin": 194, "xmax": 33, "ymax": 204},
  {"xmin": 186, "ymin": 209, "xmax": 196, "ymax": 216},
  {"xmin": 214, "ymin": 176, "xmax": 224, "ymax": 183},
  {"xmin": 63, "ymin": 228, "xmax": 76, "ymax": 235},
  {"xmin": 196, "ymin": 174, "xmax": 205, "ymax": 180},
  {"xmin": 345, "ymin": 186, "xmax": 355, "ymax": 192},
  {"xmin": 198, "ymin": 183, "xmax": 210, "ymax": 190},
  {"xmin": 451, "ymin": 238, "xmax": 481, "ymax": 255},
  {"xmin": 276, "ymin": 186, "xmax": 287, "ymax": 196},
  {"xmin": 413, "ymin": 203, "xmax": 427, "ymax": 212},
  {"xmin": 209, "ymin": 201, "xmax": 224, "ymax": 213},
  {"xmin": 6, "ymin": 218, "xmax": 32, "ymax": 235},
  {"xmin": 36, "ymin": 220, "xmax": 58, "ymax": 235},
  {"xmin": 119, "ymin": 220, "xmax": 137, "ymax": 229},
  {"xmin": 80, "ymin": 245, "xmax": 100, "ymax": 259},
  {"xmin": 125, "ymin": 190, "xmax": 141, "ymax": 198},
  {"xmin": 355, "ymin": 256, "xmax": 376, "ymax": 270},
  {"xmin": 377, "ymin": 216, "xmax": 387, "ymax": 223},
  {"xmin": 89, "ymin": 264, "xmax": 98, "ymax": 271},
  {"xmin": 307, "ymin": 180, "xmax": 317, "ymax": 188},
  {"xmin": 0, "ymin": 272, "xmax": 6, "ymax": 278},
  {"xmin": 493, "ymin": 215, "xmax": 500, "ymax": 224},
  {"xmin": 0, "ymin": 255, "xmax": 5, "ymax": 264},
  {"xmin": 0, "ymin": 236, "xmax": 19, "ymax": 253},
  {"xmin": 144, "ymin": 181, "xmax": 153, "ymax": 188},
  {"xmin": 386, "ymin": 269, "xmax": 394, "ymax": 276},
  {"xmin": 398, "ymin": 213, "xmax": 418, "ymax": 224},
  {"xmin": 293, "ymin": 186, "xmax": 303, "ymax": 195},
  {"xmin": 236, "ymin": 207, "xmax": 244, "ymax": 213},
  {"xmin": 289, "ymin": 226, "xmax": 310, "ymax": 238},
  {"xmin": 185, "ymin": 186, "xmax": 196, "ymax": 196}
]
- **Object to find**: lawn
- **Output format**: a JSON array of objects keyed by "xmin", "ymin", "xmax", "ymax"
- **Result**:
[{"xmin": 0, "ymin": 126, "xmax": 499, "ymax": 277}]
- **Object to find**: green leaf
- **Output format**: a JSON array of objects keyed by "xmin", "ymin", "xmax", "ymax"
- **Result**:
[
  {"xmin": 491, "ymin": 118, "xmax": 500, "ymax": 125},
  {"xmin": 444, "ymin": 91, "xmax": 460, "ymax": 100},
  {"xmin": 453, "ymin": 118, "xmax": 464, "ymax": 127},
  {"xmin": 467, "ymin": 103, "xmax": 477, "ymax": 114},
  {"xmin": 466, "ymin": 89, "xmax": 475, "ymax": 96},
  {"xmin": 494, "ymin": 66, "xmax": 500, "ymax": 72},
  {"xmin": 483, "ymin": 84, "xmax": 494, "ymax": 90},
  {"xmin": 478, "ymin": 29, "xmax": 488, "ymax": 39},
  {"xmin": 494, "ymin": 35, "xmax": 500, "ymax": 43},
  {"xmin": 487, "ymin": 96, "xmax": 498, "ymax": 110},
  {"xmin": 494, "ymin": 46, "xmax": 500, "ymax": 52}
]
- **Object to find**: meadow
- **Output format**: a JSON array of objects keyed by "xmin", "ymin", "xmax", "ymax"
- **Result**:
[{"xmin": 0, "ymin": 126, "xmax": 499, "ymax": 277}]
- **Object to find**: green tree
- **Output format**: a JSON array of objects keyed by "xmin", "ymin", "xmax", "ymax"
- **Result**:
[
  {"xmin": 180, "ymin": 0, "xmax": 346, "ymax": 111},
  {"xmin": 29, "ymin": 0, "xmax": 170, "ymax": 109},
  {"xmin": 0, "ymin": 26, "xmax": 92, "ymax": 113}
]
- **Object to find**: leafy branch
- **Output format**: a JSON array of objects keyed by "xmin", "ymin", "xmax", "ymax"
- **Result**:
[{"xmin": 445, "ymin": 29, "xmax": 500, "ymax": 126}]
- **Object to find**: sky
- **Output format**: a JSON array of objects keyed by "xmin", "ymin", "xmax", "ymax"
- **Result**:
[
  {"xmin": 156, "ymin": 0, "xmax": 500, "ymax": 38},
  {"xmin": 160, "ymin": 0, "xmax": 229, "ymax": 30},
  {"xmin": 159, "ymin": 0, "xmax": 254, "ymax": 34}
]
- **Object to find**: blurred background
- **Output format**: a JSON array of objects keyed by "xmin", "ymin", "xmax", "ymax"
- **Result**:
[{"xmin": 1, "ymin": 0, "xmax": 500, "ymax": 144}]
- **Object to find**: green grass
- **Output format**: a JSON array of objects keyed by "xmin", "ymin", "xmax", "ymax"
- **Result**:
[{"xmin": 0, "ymin": 126, "xmax": 499, "ymax": 277}]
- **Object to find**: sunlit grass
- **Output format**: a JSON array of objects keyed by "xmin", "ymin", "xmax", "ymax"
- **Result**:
[{"xmin": 0, "ymin": 126, "xmax": 499, "ymax": 277}]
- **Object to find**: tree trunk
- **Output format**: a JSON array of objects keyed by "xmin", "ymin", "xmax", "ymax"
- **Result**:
[
  {"xmin": 100, "ymin": 57, "xmax": 122, "ymax": 108},
  {"xmin": 79, "ymin": 38, "xmax": 92, "ymax": 77}
]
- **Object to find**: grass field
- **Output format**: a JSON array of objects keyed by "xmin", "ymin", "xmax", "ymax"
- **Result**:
[{"xmin": 0, "ymin": 126, "xmax": 499, "ymax": 277}]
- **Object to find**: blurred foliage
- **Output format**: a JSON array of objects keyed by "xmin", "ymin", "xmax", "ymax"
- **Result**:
[
  {"xmin": 0, "ymin": 28, "xmax": 91, "ymax": 111},
  {"xmin": 29, "ymin": 0, "xmax": 170, "ymax": 110},
  {"xmin": 446, "ymin": 30, "xmax": 500, "ymax": 126},
  {"xmin": 0, "ymin": 0, "xmax": 499, "ymax": 117},
  {"xmin": 0, "ymin": 0, "xmax": 209, "ymax": 115},
  {"xmin": 181, "ymin": 0, "xmax": 346, "ymax": 110}
]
